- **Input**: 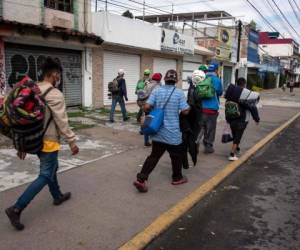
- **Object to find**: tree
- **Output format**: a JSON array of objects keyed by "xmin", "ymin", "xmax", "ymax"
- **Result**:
[
  {"xmin": 122, "ymin": 10, "xmax": 134, "ymax": 19},
  {"xmin": 249, "ymin": 20, "xmax": 257, "ymax": 30}
]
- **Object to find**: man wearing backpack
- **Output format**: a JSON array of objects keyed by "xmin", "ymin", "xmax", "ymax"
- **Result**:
[
  {"xmin": 133, "ymin": 69, "xmax": 190, "ymax": 193},
  {"xmin": 5, "ymin": 58, "xmax": 79, "ymax": 231},
  {"xmin": 136, "ymin": 69, "xmax": 151, "ymax": 123},
  {"xmin": 225, "ymin": 78, "xmax": 260, "ymax": 161},
  {"xmin": 198, "ymin": 63, "xmax": 223, "ymax": 154},
  {"xmin": 109, "ymin": 69, "xmax": 129, "ymax": 123}
]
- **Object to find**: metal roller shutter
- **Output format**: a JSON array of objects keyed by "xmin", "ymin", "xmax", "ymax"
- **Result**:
[
  {"xmin": 103, "ymin": 51, "xmax": 140, "ymax": 105},
  {"xmin": 153, "ymin": 58, "xmax": 177, "ymax": 80},
  {"xmin": 223, "ymin": 66, "xmax": 233, "ymax": 89},
  {"xmin": 5, "ymin": 43, "xmax": 82, "ymax": 106}
]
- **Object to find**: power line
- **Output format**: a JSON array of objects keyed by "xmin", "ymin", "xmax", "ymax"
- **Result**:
[
  {"xmin": 270, "ymin": 0, "xmax": 300, "ymax": 38},
  {"xmin": 244, "ymin": 0, "xmax": 279, "ymax": 33},
  {"xmin": 263, "ymin": 0, "xmax": 296, "ymax": 40},
  {"xmin": 95, "ymin": 0, "xmax": 163, "ymax": 15},
  {"xmin": 154, "ymin": 0, "xmax": 214, "ymax": 8},
  {"xmin": 127, "ymin": 0, "xmax": 173, "ymax": 15},
  {"xmin": 292, "ymin": 0, "xmax": 300, "ymax": 13},
  {"xmin": 288, "ymin": 0, "xmax": 300, "ymax": 25}
]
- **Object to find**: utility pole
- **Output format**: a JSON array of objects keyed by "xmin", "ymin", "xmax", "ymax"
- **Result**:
[
  {"xmin": 95, "ymin": 0, "xmax": 97, "ymax": 12},
  {"xmin": 235, "ymin": 20, "xmax": 242, "ymax": 83},
  {"xmin": 143, "ymin": 0, "xmax": 145, "ymax": 21},
  {"xmin": 105, "ymin": 0, "xmax": 108, "ymax": 11}
]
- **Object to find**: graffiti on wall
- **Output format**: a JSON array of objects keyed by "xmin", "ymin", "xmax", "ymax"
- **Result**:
[
  {"xmin": 7, "ymin": 54, "xmax": 62, "ymax": 90},
  {"xmin": 0, "ymin": 40, "xmax": 5, "ymax": 95}
]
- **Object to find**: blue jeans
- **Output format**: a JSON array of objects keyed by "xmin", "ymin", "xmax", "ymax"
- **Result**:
[
  {"xmin": 110, "ymin": 95, "xmax": 127, "ymax": 121},
  {"xmin": 15, "ymin": 151, "xmax": 62, "ymax": 210}
]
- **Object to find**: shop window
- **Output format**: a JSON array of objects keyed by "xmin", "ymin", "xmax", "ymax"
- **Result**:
[{"xmin": 44, "ymin": 0, "xmax": 73, "ymax": 13}]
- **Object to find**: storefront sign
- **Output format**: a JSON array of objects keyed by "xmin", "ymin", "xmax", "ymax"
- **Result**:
[
  {"xmin": 161, "ymin": 29, "xmax": 194, "ymax": 55},
  {"xmin": 216, "ymin": 28, "xmax": 233, "ymax": 61}
]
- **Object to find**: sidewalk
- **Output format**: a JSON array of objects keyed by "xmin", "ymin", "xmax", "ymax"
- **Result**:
[{"xmin": 0, "ymin": 106, "xmax": 299, "ymax": 249}]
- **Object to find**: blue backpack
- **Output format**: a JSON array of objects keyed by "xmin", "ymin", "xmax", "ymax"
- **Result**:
[{"xmin": 142, "ymin": 87, "xmax": 176, "ymax": 135}]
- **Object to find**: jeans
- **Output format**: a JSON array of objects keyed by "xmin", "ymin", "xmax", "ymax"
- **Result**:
[
  {"xmin": 15, "ymin": 151, "xmax": 62, "ymax": 210},
  {"xmin": 144, "ymin": 134, "xmax": 150, "ymax": 144},
  {"xmin": 197, "ymin": 112, "xmax": 218, "ymax": 149},
  {"xmin": 137, "ymin": 141, "xmax": 184, "ymax": 182},
  {"xmin": 110, "ymin": 95, "xmax": 127, "ymax": 121}
]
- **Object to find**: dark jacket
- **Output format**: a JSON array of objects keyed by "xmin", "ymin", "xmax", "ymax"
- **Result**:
[
  {"xmin": 114, "ymin": 77, "xmax": 128, "ymax": 100},
  {"xmin": 225, "ymin": 84, "xmax": 260, "ymax": 123}
]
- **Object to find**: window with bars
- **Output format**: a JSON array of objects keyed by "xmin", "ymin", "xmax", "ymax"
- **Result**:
[{"xmin": 44, "ymin": 0, "xmax": 73, "ymax": 13}]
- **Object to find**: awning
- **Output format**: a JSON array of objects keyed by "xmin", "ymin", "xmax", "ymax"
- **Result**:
[
  {"xmin": 0, "ymin": 18, "xmax": 104, "ymax": 45},
  {"xmin": 194, "ymin": 45, "xmax": 215, "ymax": 56}
]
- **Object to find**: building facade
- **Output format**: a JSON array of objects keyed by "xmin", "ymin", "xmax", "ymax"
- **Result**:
[{"xmin": 0, "ymin": 0, "xmax": 103, "ymax": 107}]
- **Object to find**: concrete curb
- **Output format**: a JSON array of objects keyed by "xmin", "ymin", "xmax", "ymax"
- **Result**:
[{"xmin": 119, "ymin": 112, "xmax": 300, "ymax": 250}]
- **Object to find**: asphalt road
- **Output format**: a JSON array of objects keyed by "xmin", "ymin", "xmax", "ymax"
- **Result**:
[{"xmin": 147, "ymin": 118, "xmax": 300, "ymax": 250}]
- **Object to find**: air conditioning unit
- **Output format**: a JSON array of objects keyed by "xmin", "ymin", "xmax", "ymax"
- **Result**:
[{"xmin": 51, "ymin": 16, "xmax": 72, "ymax": 29}]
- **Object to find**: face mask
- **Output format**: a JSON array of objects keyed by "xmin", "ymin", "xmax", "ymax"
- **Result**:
[{"xmin": 55, "ymin": 80, "xmax": 61, "ymax": 88}]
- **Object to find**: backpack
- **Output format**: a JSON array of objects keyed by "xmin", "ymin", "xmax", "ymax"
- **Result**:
[
  {"xmin": 142, "ymin": 87, "xmax": 176, "ymax": 135},
  {"xmin": 136, "ymin": 79, "xmax": 146, "ymax": 92},
  {"xmin": 195, "ymin": 77, "xmax": 215, "ymax": 99},
  {"xmin": 1, "ymin": 76, "xmax": 54, "ymax": 154},
  {"xmin": 225, "ymin": 101, "xmax": 241, "ymax": 119},
  {"xmin": 108, "ymin": 78, "xmax": 119, "ymax": 93}
]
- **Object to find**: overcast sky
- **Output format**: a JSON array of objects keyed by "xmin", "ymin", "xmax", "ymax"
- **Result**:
[{"xmin": 92, "ymin": 0, "xmax": 300, "ymax": 43}]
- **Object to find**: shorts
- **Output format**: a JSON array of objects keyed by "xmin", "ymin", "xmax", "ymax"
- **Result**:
[{"xmin": 230, "ymin": 120, "xmax": 248, "ymax": 145}]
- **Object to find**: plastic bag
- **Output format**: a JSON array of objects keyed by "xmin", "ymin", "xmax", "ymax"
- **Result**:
[{"xmin": 222, "ymin": 123, "xmax": 233, "ymax": 144}]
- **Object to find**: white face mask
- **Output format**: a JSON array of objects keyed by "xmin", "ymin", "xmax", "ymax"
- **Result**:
[{"xmin": 55, "ymin": 80, "xmax": 61, "ymax": 88}]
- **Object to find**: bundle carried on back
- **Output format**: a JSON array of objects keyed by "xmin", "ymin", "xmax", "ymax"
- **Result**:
[{"xmin": 0, "ymin": 76, "xmax": 53, "ymax": 154}]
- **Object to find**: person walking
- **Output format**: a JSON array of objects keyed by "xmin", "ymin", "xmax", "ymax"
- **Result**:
[
  {"xmin": 136, "ymin": 69, "xmax": 151, "ymax": 123},
  {"xmin": 133, "ymin": 70, "xmax": 190, "ymax": 193},
  {"xmin": 5, "ymin": 58, "xmax": 79, "ymax": 231},
  {"xmin": 109, "ymin": 69, "xmax": 129, "ymax": 123},
  {"xmin": 198, "ymin": 63, "xmax": 223, "ymax": 154},
  {"xmin": 289, "ymin": 80, "xmax": 295, "ymax": 93},
  {"xmin": 138, "ymin": 72, "xmax": 162, "ymax": 147},
  {"xmin": 225, "ymin": 78, "xmax": 260, "ymax": 161}
]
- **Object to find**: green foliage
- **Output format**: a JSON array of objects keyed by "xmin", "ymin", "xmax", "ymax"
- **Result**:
[{"xmin": 122, "ymin": 10, "xmax": 134, "ymax": 19}]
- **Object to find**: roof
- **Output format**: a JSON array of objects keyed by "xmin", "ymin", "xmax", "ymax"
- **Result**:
[
  {"xmin": 194, "ymin": 45, "xmax": 215, "ymax": 56},
  {"xmin": 259, "ymin": 32, "xmax": 293, "ymax": 45},
  {"xmin": 136, "ymin": 11, "xmax": 232, "ymax": 23},
  {"xmin": 0, "ymin": 18, "xmax": 104, "ymax": 45}
]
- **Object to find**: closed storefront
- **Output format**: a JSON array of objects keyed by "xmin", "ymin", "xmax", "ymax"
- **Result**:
[
  {"xmin": 182, "ymin": 54, "xmax": 204, "ymax": 96},
  {"xmin": 153, "ymin": 57, "xmax": 177, "ymax": 78},
  {"xmin": 103, "ymin": 51, "xmax": 140, "ymax": 105},
  {"xmin": 223, "ymin": 65, "xmax": 233, "ymax": 89},
  {"xmin": 5, "ymin": 43, "xmax": 82, "ymax": 106}
]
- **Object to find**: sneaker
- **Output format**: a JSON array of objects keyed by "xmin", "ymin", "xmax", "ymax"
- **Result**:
[
  {"xmin": 123, "ymin": 117, "xmax": 130, "ymax": 122},
  {"xmin": 204, "ymin": 147, "xmax": 215, "ymax": 154},
  {"xmin": 172, "ymin": 176, "xmax": 188, "ymax": 185},
  {"xmin": 228, "ymin": 153, "xmax": 239, "ymax": 161},
  {"xmin": 53, "ymin": 192, "xmax": 71, "ymax": 206},
  {"xmin": 133, "ymin": 180, "xmax": 148, "ymax": 193},
  {"xmin": 144, "ymin": 142, "xmax": 152, "ymax": 147},
  {"xmin": 109, "ymin": 120, "xmax": 115, "ymax": 123},
  {"xmin": 5, "ymin": 206, "xmax": 24, "ymax": 231}
]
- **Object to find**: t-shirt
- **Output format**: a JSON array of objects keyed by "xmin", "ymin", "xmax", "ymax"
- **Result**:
[{"xmin": 147, "ymin": 85, "xmax": 189, "ymax": 145}]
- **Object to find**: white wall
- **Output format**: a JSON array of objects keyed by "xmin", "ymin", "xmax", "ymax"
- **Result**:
[
  {"xmin": 92, "ymin": 12, "xmax": 161, "ymax": 51},
  {"xmin": 3, "ymin": 0, "xmax": 90, "ymax": 32},
  {"xmin": 259, "ymin": 44, "xmax": 293, "ymax": 57},
  {"xmin": 3, "ymin": 0, "xmax": 41, "ymax": 25}
]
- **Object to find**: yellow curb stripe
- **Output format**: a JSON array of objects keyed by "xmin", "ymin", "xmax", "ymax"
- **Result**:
[{"xmin": 119, "ymin": 112, "xmax": 300, "ymax": 250}]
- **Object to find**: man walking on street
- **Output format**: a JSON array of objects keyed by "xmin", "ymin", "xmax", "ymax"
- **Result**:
[
  {"xmin": 136, "ymin": 69, "xmax": 151, "ymax": 123},
  {"xmin": 133, "ymin": 70, "xmax": 190, "ymax": 193},
  {"xmin": 225, "ymin": 78, "xmax": 260, "ymax": 161},
  {"xmin": 109, "ymin": 69, "xmax": 130, "ymax": 123},
  {"xmin": 198, "ymin": 63, "xmax": 223, "ymax": 154},
  {"xmin": 5, "ymin": 58, "xmax": 79, "ymax": 231}
]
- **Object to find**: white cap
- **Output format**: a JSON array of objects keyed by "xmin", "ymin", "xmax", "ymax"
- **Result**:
[
  {"xmin": 192, "ymin": 70, "xmax": 206, "ymax": 84},
  {"xmin": 118, "ymin": 69, "xmax": 125, "ymax": 75}
]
